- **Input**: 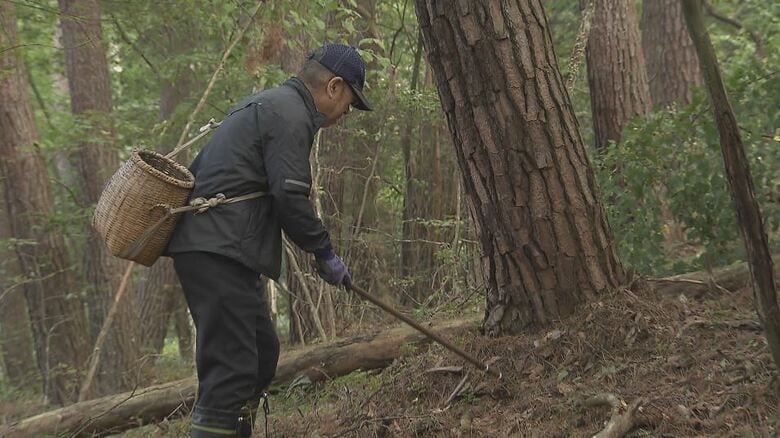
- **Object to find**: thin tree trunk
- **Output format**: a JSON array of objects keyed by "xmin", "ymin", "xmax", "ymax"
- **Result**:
[
  {"xmin": 400, "ymin": 32, "xmax": 427, "ymax": 303},
  {"xmin": 173, "ymin": 294, "xmax": 195, "ymax": 361},
  {"xmin": 585, "ymin": 0, "xmax": 651, "ymax": 149},
  {"xmin": 0, "ymin": 2, "xmax": 90, "ymax": 404},
  {"xmin": 415, "ymin": 0, "xmax": 626, "ymax": 335},
  {"xmin": 682, "ymin": 0, "xmax": 780, "ymax": 371},
  {"xmin": 641, "ymin": 0, "xmax": 702, "ymax": 107},
  {"xmin": 0, "ymin": 186, "xmax": 38, "ymax": 390},
  {"xmin": 59, "ymin": 0, "xmax": 141, "ymax": 397},
  {"xmin": 137, "ymin": 259, "xmax": 180, "ymax": 359}
]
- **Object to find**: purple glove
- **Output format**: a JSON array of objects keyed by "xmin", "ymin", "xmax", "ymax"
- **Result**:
[{"xmin": 314, "ymin": 250, "xmax": 351, "ymax": 286}]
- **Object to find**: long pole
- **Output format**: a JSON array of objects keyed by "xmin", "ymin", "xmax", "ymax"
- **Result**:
[{"xmin": 346, "ymin": 282, "xmax": 502, "ymax": 379}]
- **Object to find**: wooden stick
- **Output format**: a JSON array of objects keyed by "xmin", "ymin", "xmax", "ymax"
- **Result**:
[
  {"xmin": 173, "ymin": 1, "xmax": 264, "ymax": 149},
  {"xmin": 78, "ymin": 262, "xmax": 134, "ymax": 402},
  {"xmin": 346, "ymin": 282, "xmax": 502, "ymax": 379}
]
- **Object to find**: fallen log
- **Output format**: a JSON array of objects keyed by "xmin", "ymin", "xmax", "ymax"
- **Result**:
[
  {"xmin": 647, "ymin": 256, "xmax": 780, "ymax": 296},
  {"xmin": 0, "ymin": 318, "xmax": 478, "ymax": 437}
]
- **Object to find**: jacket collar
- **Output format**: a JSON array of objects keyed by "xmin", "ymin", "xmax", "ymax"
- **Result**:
[{"xmin": 284, "ymin": 77, "xmax": 328, "ymax": 128}]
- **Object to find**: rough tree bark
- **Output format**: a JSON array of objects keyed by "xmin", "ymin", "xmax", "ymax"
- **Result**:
[
  {"xmin": 641, "ymin": 0, "xmax": 702, "ymax": 108},
  {"xmin": 0, "ymin": 1, "xmax": 90, "ymax": 404},
  {"xmin": 414, "ymin": 0, "xmax": 626, "ymax": 335},
  {"xmin": 58, "ymin": 0, "xmax": 141, "ymax": 397},
  {"xmin": 682, "ymin": 0, "xmax": 780, "ymax": 371},
  {"xmin": 584, "ymin": 0, "xmax": 651, "ymax": 149}
]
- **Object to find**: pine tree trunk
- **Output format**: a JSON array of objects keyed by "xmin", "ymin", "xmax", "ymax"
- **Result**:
[
  {"xmin": 0, "ymin": 2, "xmax": 90, "ymax": 404},
  {"xmin": 414, "ymin": 0, "xmax": 625, "ymax": 335},
  {"xmin": 641, "ymin": 0, "xmax": 702, "ymax": 107},
  {"xmin": 58, "ymin": 0, "xmax": 141, "ymax": 397},
  {"xmin": 0, "ymin": 187, "xmax": 38, "ymax": 390},
  {"xmin": 585, "ymin": 0, "xmax": 651, "ymax": 149}
]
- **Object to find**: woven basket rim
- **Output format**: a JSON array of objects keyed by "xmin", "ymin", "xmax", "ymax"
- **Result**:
[{"xmin": 132, "ymin": 149, "xmax": 194, "ymax": 189}]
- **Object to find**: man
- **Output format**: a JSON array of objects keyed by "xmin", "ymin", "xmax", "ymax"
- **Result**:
[{"xmin": 167, "ymin": 43, "xmax": 372, "ymax": 437}]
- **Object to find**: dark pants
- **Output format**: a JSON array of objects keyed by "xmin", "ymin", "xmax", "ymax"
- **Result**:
[{"xmin": 173, "ymin": 251, "xmax": 280, "ymax": 437}]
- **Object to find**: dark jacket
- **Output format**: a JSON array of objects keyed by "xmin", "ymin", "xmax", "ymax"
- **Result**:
[{"xmin": 166, "ymin": 78, "xmax": 332, "ymax": 279}]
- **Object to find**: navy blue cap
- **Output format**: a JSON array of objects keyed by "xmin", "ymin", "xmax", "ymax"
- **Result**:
[{"xmin": 307, "ymin": 43, "xmax": 372, "ymax": 111}]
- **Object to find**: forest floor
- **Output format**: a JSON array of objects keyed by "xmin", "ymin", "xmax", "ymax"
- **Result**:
[{"xmin": 121, "ymin": 277, "xmax": 779, "ymax": 437}]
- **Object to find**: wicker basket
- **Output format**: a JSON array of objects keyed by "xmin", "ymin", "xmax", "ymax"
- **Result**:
[{"xmin": 93, "ymin": 150, "xmax": 194, "ymax": 266}]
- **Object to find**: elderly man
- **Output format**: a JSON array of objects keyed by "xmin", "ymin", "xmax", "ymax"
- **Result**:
[{"xmin": 167, "ymin": 43, "xmax": 371, "ymax": 437}]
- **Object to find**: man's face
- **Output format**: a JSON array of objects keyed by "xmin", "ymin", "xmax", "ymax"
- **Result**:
[{"xmin": 320, "ymin": 76, "xmax": 357, "ymax": 127}]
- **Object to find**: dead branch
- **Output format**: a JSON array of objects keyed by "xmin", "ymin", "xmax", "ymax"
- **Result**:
[
  {"xmin": 425, "ymin": 366, "xmax": 464, "ymax": 374},
  {"xmin": 683, "ymin": 318, "xmax": 763, "ymax": 332},
  {"xmin": 173, "ymin": 1, "xmax": 263, "ymax": 148},
  {"xmin": 702, "ymin": 0, "xmax": 765, "ymax": 58},
  {"xmin": 648, "ymin": 257, "xmax": 780, "ymax": 297},
  {"xmin": 585, "ymin": 393, "xmax": 645, "ymax": 438},
  {"xmin": 78, "ymin": 263, "xmax": 134, "ymax": 401},
  {"xmin": 444, "ymin": 371, "xmax": 471, "ymax": 407}
]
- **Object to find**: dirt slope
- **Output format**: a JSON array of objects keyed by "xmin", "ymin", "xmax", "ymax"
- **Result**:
[{"xmin": 266, "ymin": 281, "xmax": 778, "ymax": 437}]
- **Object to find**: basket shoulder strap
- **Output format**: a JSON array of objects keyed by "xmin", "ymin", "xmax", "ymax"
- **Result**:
[{"xmin": 118, "ymin": 190, "xmax": 267, "ymax": 261}]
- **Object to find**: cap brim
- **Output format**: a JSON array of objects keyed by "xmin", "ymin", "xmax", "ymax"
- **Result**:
[{"xmin": 348, "ymin": 83, "xmax": 372, "ymax": 111}]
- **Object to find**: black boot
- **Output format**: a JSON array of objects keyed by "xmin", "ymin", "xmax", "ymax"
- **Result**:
[
  {"xmin": 235, "ymin": 406, "xmax": 255, "ymax": 438},
  {"xmin": 190, "ymin": 406, "xmax": 246, "ymax": 437}
]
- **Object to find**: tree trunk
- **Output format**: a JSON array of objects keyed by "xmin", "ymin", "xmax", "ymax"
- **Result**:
[
  {"xmin": 0, "ymin": 2, "xmax": 90, "ymax": 405},
  {"xmin": 400, "ymin": 33, "xmax": 433, "ymax": 304},
  {"xmin": 682, "ymin": 0, "xmax": 780, "ymax": 371},
  {"xmin": 58, "ymin": 0, "xmax": 141, "ymax": 397},
  {"xmin": 0, "ymin": 186, "xmax": 38, "ymax": 390},
  {"xmin": 641, "ymin": 0, "xmax": 702, "ymax": 107},
  {"xmin": 414, "ymin": 0, "xmax": 626, "ymax": 335},
  {"xmin": 137, "ymin": 259, "xmax": 180, "ymax": 357},
  {"xmin": 135, "ymin": 28, "xmax": 196, "ymax": 368},
  {"xmin": 2, "ymin": 318, "xmax": 477, "ymax": 437},
  {"xmin": 585, "ymin": 0, "xmax": 651, "ymax": 149}
]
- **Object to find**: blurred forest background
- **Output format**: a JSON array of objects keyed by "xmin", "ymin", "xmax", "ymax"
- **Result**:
[{"xmin": 0, "ymin": 0, "xmax": 778, "ymax": 433}]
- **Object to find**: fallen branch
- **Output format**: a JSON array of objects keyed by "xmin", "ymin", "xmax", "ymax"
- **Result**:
[
  {"xmin": 425, "ymin": 366, "xmax": 463, "ymax": 374},
  {"xmin": 1, "ymin": 318, "xmax": 478, "ymax": 437},
  {"xmin": 683, "ymin": 318, "xmax": 763, "ymax": 332},
  {"xmin": 585, "ymin": 393, "xmax": 645, "ymax": 438},
  {"xmin": 648, "ymin": 257, "xmax": 780, "ymax": 296},
  {"xmin": 78, "ymin": 262, "xmax": 134, "ymax": 402},
  {"xmin": 443, "ymin": 371, "xmax": 471, "ymax": 407}
]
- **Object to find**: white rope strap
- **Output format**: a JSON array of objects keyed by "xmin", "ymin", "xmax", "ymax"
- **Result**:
[{"xmin": 118, "ymin": 190, "xmax": 266, "ymax": 260}]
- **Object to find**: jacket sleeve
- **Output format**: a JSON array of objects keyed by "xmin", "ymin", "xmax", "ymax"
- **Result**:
[{"xmin": 258, "ymin": 105, "xmax": 333, "ymax": 254}]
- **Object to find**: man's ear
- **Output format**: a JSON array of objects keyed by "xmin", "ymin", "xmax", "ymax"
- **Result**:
[{"xmin": 327, "ymin": 76, "xmax": 344, "ymax": 99}]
